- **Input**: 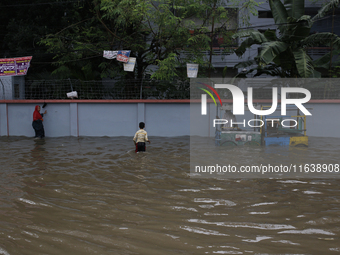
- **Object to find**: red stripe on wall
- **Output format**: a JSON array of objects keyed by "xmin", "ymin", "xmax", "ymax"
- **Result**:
[
  {"xmin": 1, "ymin": 99, "xmax": 340, "ymax": 104},
  {"xmin": 0, "ymin": 99, "xmax": 191, "ymax": 103}
]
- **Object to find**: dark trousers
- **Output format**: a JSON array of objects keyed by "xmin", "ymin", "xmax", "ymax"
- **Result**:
[
  {"xmin": 32, "ymin": 120, "xmax": 45, "ymax": 138},
  {"xmin": 135, "ymin": 142, "xmax": 146, "ymax": 152}
]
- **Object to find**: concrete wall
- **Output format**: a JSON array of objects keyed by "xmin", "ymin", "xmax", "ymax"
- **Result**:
[
  {"xmin": 306, "ymin": 103, "xmax": 340, "ymax": 138},
  {"xmin": 0, "ymin": 101, "xmax": 190, "ymax": 137},
  {"xmin": 0, "ymin": 100, "xmax": 339, "ymax": 138},
  {"xmin": 190, "ymin": 102, "xmax": 340, "ymax": 138}
]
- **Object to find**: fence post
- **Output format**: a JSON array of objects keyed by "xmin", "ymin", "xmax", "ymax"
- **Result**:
[
  {"xmin": 0, "ymin": 79, "xmax": 5, "ymax": 100},
  {"xmin": 140, "ymin": 77, "xmax": 144, "ymax": 99},
  {"xmin": 137, "ymin": 103, "xmax": 145, "ymax": 125},
  {"xmin": 70, "ymin": 103, "xmax": 78, "ymax": 137},
  {"xmin": 0, "ymin": 103, "xmax": 8, "ymax": 136}
]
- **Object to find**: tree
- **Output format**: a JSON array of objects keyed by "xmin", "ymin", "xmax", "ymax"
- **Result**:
[
  {"xmin": 40, "ymin": 0, "xmax": 259, "ymax": 81},
  {"xmin": 0, "ymin": 0, "xmax": 88, "ymax": 79},
  {"xmin": 232, "ymin": 0, "xmax": 340, "ymax": 78}
]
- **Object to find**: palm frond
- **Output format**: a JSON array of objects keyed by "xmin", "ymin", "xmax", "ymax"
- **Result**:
[
  {"xmin": 232, "ymin": 29, "xmax": 256, "ymax": 39},
  {"xmin": 234, "ymin": 60, "xmax": 257, "ymax": 69},
  {"xmin": 263, "ymin": 29, "xmax": 278, "ymax": 41},
  {"xmin": 259, "ymin": 41, "xmax": 289, "ymax": 64},
  {"xmin": 234, "ymin": 32, "xmax": 269, "ymax": 57},
  {"xmin": 292, "ymin": 49, "xmax": 314, "ymax": 78},
  {"xmin": 301, "ymin": 32, "xmax": 340, "ymax": 50},
  {"xmin": 311, "ymin": 70, "xmax": 321, "ymax": 78},
  {"xmin": 284, "ymin": 0, "xmax": 304, "ymax": 19},
  {"xmin": 311, "ymin": 0, "xmax": 340, "ymax": 23},
  {"xmin": 313, "ymin": 52, "xmax": 332, "ymax": 69},
  {"xmin": 297, "ymin": 15, "xmax": 312, "ymax": 27},
  {"xmin": 269, "ymin": 0, "xmax": 288, "ymax": 25}
]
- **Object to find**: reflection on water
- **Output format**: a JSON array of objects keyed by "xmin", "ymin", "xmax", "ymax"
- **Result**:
[{"xmin": 0, "ymin": 136, "xmax": 339, "ymax": 254}]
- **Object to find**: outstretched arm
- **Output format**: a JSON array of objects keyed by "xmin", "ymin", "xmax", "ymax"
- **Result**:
[{"xmin": 40, "ymin": 110, "xmax": 47, "ymax": 117}]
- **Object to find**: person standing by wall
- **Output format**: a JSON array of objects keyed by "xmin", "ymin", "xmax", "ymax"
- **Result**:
[{"xmin": 32, "ymin": 105, "xmax": 47, "ymax": 138}]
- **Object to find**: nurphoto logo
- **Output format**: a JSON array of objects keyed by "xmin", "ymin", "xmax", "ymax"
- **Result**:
[{"xmin": 201, "ymin": 84, "xmax": 312, "ymax": 116}]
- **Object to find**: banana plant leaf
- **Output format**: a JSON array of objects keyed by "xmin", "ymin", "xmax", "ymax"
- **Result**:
[
  {"xmin": 292, "ymin": 48, "xmax": 314, "ymax": 78},
  {"xmin": 284, "ymin": 0, "xmax": 304, "ymax": 19},
  {"xmin": 269, "ymin": 0, "xmax": 288, "ymax": 25},
  {"xmin": 259, "ymin": 41, "xmax": 289, "ymax": 64}
]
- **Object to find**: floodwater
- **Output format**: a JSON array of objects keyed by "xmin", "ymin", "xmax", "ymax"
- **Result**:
[{"xmin": 0, "ymin": 136, "xmax": 339, "ymax": 255}]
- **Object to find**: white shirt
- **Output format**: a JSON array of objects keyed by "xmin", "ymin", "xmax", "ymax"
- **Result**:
[{"xmin": 133, "ymin": 129, "xmax": 149, "ymax": 143}]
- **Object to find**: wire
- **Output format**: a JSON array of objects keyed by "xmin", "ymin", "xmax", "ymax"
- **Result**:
[{"xmin": 33, "ymin": 55, "xmax": 102, "ymax": 64}]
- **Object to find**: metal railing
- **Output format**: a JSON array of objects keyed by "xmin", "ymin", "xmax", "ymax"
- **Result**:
[
  {"xmin": 1, "ymin": 78, "xmax": 339, "ymax": 100},
  {"xmin": 22, "ymin": 79, "xmax": 190, "ymax": 100}
]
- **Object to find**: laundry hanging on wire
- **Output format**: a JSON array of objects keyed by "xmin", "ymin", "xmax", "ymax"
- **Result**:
[
  {"xmin": 103, "ymin": 50, "xmax": 136, "ymax": 72},
  {"xmin": 103, "ymin": 50, "xmax": 130, "ymax": 62}
]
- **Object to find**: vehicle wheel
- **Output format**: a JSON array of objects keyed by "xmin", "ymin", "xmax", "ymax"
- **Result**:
[
  {"xmin": 221, "ymin": 140, "xmax": 237, "ymax": 146},
  {"xmin": 294, "ymin": 143, "xmax": 308, "ymax": 147},
  {"xmin": 244, "ymin": 141, "xmax": 260, "ymax": 146}
]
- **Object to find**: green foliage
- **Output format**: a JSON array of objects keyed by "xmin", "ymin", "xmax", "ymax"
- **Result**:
[
  {"xmin": 37, "ymin": 0, "xmax": 259, "ymax": 81},
  {"xmin": 269, "ymin": 0, "xmax": 288, "ymax": 25},
  {"xmin": 0, "ymin": 0, "xmax": 89, "ymax": 78},
  {"xmin": 292, "ymin": 48, "xmax": 314, "ymax": 78},
  {"xmin": 311, "ymin": 0, "xmax": 340, "ymax": 22},
  {"xmin": 234, "ymin": 31, "xmax": 271, "ymax": 57},
  {"xmin": 234, "ymin": 0, "xmax": 340, "ymax": 78},
  {"xmin": 151, "ymin": 53, "xmax": 179, "ymax": 80},
  {"xmin": 259, "ymin": 41, "xmax": 289, "ymax": 64},
  {"xmin": 284, "ymin": 0, "xmax": 304, "ymax": 19},
  {"xmin": 328, "ymin": 50, "xmax": 340, "ymax": 77}
]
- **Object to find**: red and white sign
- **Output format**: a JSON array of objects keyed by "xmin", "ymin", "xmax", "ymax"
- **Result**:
[{"xmin": 116, "ymin": 51, "xmax": 131, "ymax": 63}]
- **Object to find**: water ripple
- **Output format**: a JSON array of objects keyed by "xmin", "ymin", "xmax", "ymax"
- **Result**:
[{"xmin": 0, "ymin": 136, "xmax": 339, "ymax": 254}]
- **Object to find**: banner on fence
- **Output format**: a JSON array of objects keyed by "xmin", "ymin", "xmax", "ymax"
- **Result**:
[{"xmin": 0, "ymin": 56, "xmax": 32, "ymax": 76}]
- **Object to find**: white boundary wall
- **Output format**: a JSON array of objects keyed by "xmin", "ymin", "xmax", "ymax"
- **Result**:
[
  {"xmin": 0, "ymin": 101, "xmax": 339, "ymax": 138},
  {"xmin": 0, "ymin": 102, "xmax": 190, "ymax": 137}
]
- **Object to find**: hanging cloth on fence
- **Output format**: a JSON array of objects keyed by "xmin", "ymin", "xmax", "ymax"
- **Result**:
[
  {"xmin": 116, "ymin": 51, "xmax": 131, "ymax": 63},
  {"xmin": 103, "ymin": 51, "xmax": 118, "ymax": 59}
]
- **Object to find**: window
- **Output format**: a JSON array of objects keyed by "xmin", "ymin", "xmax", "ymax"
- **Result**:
[{"xmin": 258, "ymin": 11, "xmax": 273, "ymax": 18}]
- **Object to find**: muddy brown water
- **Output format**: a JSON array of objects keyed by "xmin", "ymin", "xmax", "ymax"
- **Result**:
[{"xmin": 0, "ymin": 136, "xmax": 339, "ymax": 254}]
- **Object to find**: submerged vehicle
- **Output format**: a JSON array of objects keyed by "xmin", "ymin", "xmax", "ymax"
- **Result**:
[
  {"xmin": 215, "ymin": 105, "xmax": 308, "ymax": 147},
  {"xmin": 215, "ymin": 104, "xmax": 262, "ymax": 146},
  {"xmin": 261, "ymin": 106, "xmax": 308, "ymax": 147}
]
